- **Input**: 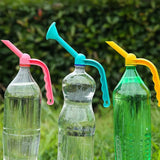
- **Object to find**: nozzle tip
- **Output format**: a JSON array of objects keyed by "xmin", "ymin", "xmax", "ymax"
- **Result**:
[
  {"xmin": 105, "ymin": 41, "xmax": 114, "ymax": 45},
  {"xmin": 46, "ymin": 22, "xmax": 59, "ymax": 40},
  {"xmin": 1, "ymin": 40, "xmax": 9, "ymax": 44}
]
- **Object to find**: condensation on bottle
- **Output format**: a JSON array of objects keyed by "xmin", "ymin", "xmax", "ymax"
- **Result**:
[
  {"xmin": 3, "ymin": 67, "xmax": 41, "ymax": 160},
  {"xmin": 57, "ymin": 65, "xmax": 96, "ymax": 160}
]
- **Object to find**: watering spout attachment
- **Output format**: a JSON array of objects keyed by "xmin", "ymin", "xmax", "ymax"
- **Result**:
[
  {"xmin": 46, "ymin": 22, "xmax": 78, "ymax": 58},
  {"xmin": 106, "ymin": 41, "xmax": 160, "ymax": 106},
  {"xmin": 1, "ymin": 40, "xmax": 54, "ymax": 105},
  {"xmin": 46, "ymin": 22, "xmax": 110, "ymax": 107}
]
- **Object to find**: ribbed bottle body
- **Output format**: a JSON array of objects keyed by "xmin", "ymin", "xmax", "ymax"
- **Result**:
[
  {"xmin": 113, "ymin": 66, "xmax": 151, "ymax": 160},
  {"xmin": 3, "ymin": 67, "xmax": 41, "ymax": 160}
]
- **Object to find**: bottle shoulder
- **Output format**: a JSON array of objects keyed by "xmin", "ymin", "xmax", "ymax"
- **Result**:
[
  {"xmin": 63, "ymin": 71, "xmax": 96, "ymax": 85},
  {"xmin": 5, "ymin": 68, "xmax": 41, "ymax": 97},
  {"xmin": 113, "ymin": 67, "xmax": 151, "ymax": 97},
  {"xmin": 114, "ymin": 77, "xmax": 150, "ymax": 97},
  {"xmin": 62, "ymin": 71, "xmax": 96, "ymax": 102},
  {"xmin": 5, "ymin": 80, "xmax": 41, "ymax": 97}
]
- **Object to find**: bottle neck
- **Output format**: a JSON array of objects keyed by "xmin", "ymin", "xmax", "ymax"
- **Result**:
[
  {"xmin": 124, "ymin": 66, "xmax": 139, "ymax": 77},
  {"xmin": 12, "ymin": 66, "xmax": 35, "ymax": 83},
  {"xmin": 74, "ymin": 65, "xmax": 85, "ymax": 73},
  {"xmin": 18, "ymin": 66, "xmax": 32, "ymax": 77},
  {"xmin": 118, "ymin": 65, "xmax": 146, "ymax": 85},
  {"xmin": 19, "ymin": 66, "xmax": 31, "ymax": 73}
]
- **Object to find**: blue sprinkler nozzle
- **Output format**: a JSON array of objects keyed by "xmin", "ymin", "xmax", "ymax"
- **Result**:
[
  {"xmin": 46, "ymin": 22, "xmax": 78, "ymax": 59},
  {"xmin": 46, "ymin": 22, "xmax": 110, "ymax": 107}
]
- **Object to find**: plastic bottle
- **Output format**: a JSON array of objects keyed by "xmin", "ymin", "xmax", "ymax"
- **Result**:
[
  {"xmin": 46, "ymin": 22, "xmax": 110, "ymax": 160},
  {"xmin": 58, "ymin": 65, "xmax": 96, "ymax": 159},
  {"xmin": 106, "ymin": 41, "xmax": 160, "ymax": 160},
  {"xmin": 2, "ymin": 40, "xmax": 54, "ymax": 160}
]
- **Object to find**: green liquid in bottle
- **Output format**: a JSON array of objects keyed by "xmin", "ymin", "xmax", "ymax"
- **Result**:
[{"xmin": 113, "ymin": 66, "xmax": 151, "ymax": 160}]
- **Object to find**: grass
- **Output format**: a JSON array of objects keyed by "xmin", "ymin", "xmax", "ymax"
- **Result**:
[{"xmin": 0, "ymin": 101, "xmax": 160, "ymax": 159}]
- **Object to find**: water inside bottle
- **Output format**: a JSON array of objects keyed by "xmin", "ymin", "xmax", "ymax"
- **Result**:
[
  {"xmin": 3, "ymin": 95, "xmax": 41, "ymax": 160},
  {"xmin": 58, "ymin": 66, "xmax": 96, "ymax": 160},
  {"xmin": 114, "ymin": 94, "xmax": 151, "ymax": 160},
  {"xmin": 58, "ymin": 100, "xmax": 95, "ymax": 160},
  {"xmin": 58, "ymin": 127, "xmax": 94, "ymax": 160},
  {"xmin": 3, "ymin": 131, "xmax": 40, "ymax": 160}
]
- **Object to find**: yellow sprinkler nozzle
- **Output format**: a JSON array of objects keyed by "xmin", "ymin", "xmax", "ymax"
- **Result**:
[
  {"xmin": 106, "ymin": 41, "xmax": 128, "ymax": 58},
  {"xmin": 106, "ymin": 41, "xmax": 160, "ymax": 107},
  {"xmin": 106, "ymin": 41, "xmax": 137, "ymax": 66}
]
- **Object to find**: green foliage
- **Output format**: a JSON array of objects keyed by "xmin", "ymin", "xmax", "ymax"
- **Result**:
[
  {"xmin": 0, "ymin": 0, "xmax": 160, "ymax": 159},
  {"xmin": 0, "ymin": 0, "xmax": 160, "ymax": 107}
]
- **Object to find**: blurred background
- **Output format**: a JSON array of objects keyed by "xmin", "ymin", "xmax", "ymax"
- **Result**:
[{"xmin": 0, "ymin": 0, "xmax": 160, "ymax": 159}]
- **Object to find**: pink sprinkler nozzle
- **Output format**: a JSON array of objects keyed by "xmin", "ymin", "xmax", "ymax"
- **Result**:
[
  {"xmin": 1, "ymin": 40, "xmax": 23, "ymax": 58},
  {"xmin": 1, "ymin": 40, "xmax": 54, "ymax": 105}
]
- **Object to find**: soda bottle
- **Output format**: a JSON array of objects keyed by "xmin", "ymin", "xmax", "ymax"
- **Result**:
[
  {"xmin": 106, "ymin": 41, "xmax": 160, "ymax": 160},
  {"xmin": 46, "ymin": 22, "xmax": 110, "ymax": 160},
  {"xmin": 2, "ymin": 40, "xmax": 54, "ymax": 160}
]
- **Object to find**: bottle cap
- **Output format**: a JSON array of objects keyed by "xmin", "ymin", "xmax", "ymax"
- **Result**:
[
  {"xmin": 106, "ymin": 41, "xmax": 160, "ymax": 106},
  {"xmin": 1, "ymin": 40, "xmax": 54, "ymax": 105},
  {"xmin": 46, "ymin": 22, "xmax": 110, "ymax": 107}
]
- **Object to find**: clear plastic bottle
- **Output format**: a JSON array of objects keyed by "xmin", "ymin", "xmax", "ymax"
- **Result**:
[
  {"xmin": 3, "ymin": 67, "xmax": 41, "ymax": 160},
  {"xmin": 58, "ymin": 65, "xmax": 96, "ymax": 160},
  {"xmin": 2, "ymin": 40, "xmax": 54, "ymax": 160},
  {"xmin": 113, "ymin": 66, "xmax": 151, "ymax": 160}
]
